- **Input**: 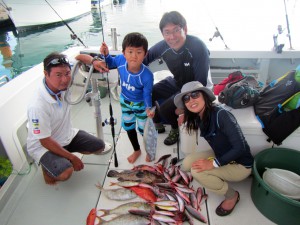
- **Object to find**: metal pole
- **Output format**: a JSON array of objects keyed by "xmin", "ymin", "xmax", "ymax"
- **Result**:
[
  {"xmin": 89, "ymin": 75, "xmax": 112, "ymax": 154},
  {"xmin": 110, "ymin": 28, "xmax": 118, "ymax": 51},
  {"xmin": 91, "ymin": 77, "xmax": 104, "ymax": 140}
]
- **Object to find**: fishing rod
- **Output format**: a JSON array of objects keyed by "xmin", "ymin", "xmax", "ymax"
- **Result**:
[
  {"xmin": 203, "ymin": 1, "xmax": 229, "ymax": 49},
  {"xmin": 98, "ymin": 5, "xmax": 119, "ymax": 167},
  {"xmin": 209, "ymin": 27, "xmax": 229, "ymax": 49},
  {"xmin": 44, "ymin": 0, "xmax": 87, "ymax": 47},
  {"xmin": 105, "ymin": 71, "xmax": 119, "ymax": 168},
  {"xmin": 283, "ymin": 0, "xmax": 293, "ymax": 50},
  {"xmin": 98, "ymin": 2, "xmax": 106, "ymax": 43}
]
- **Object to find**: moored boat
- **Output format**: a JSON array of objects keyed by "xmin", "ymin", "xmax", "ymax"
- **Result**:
[
  {"xmin": 91, "ymin": 0, "xmax": 113, "ymax": 9},
  {"xmin": 0, "ymin": 0, "xmax": 91, "ymax": 32}
]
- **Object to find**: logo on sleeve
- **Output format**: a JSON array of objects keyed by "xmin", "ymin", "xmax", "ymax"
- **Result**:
[
  {"xmin": 32, "ymin": 119, "xmax": 39, "ymax": 123},
  {"xmin": 33, "ymin": 129, "xmax": 40, "ymax": 134},
  {"xmin": 32, "ymin": 119, "xmax": 40, "ymax": 134}
]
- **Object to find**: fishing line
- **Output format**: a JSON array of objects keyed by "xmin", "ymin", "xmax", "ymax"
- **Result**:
[
  {"xmin": 0, "ymin": 1, "xmax": 8, "ymax": 9},
  {"xmin": 44, "ymin": 0, "xmax": 87, "ymax": 47}
]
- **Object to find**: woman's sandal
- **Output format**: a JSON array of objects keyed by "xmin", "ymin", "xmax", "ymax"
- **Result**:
[{"xmin": 216, "ymin": 191, "xmax": 240, "ymax": 216}]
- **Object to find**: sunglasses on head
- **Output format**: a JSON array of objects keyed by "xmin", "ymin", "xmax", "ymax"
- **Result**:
[
  {"xmin": 182, "ymin": 91, "xmax": 202, "ymax": 103},
  {"xmin": 46, "ymin": 57, "xmax": 70, "ymax": 68}
]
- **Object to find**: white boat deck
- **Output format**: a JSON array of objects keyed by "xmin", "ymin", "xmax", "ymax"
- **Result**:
[
  {"xmin": 0, "ymin": 94, "xmax": 276, "ymax": 225},
  {"xmin": 3, "ymin": 46, "xmax": 300, "ymax": 225}
]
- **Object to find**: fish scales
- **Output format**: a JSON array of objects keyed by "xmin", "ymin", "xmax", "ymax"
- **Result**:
[
  {"xmin": 143, "ymin": 116, "xmax": 157, "ymax": 162},
  {"xmin": 107, "ymin": 169, "xmax": 165, "ymax": 184}
]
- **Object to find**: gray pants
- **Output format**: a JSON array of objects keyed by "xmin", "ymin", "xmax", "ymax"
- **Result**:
[{"xmin": 182, "ymin": 150, "xmax": 252, "ymax": 198}]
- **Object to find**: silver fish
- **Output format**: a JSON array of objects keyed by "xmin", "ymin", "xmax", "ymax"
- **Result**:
[
  {"xmin": 99, "ymin": 202, "xmax": 151, "ymax": 217},
  {"xmin": 96, "ymin": 184, "xmax": 137, "ymax": 201},
  {"xmin": 152, "ymin": 214, "xmax": 177, "ymax": 223},
  {"xmin": 175, "ymin": 193, "xmax": 185, "ymax": 213},
  {"xmin": 154, "ymin": 210, "xmax": 175, "ymax": 217},
  {"xmin": 184, "ymin": 210, "xmax": 195, "ymax": 225},
  {"xmin": 152, "ymin": 200, "xmax": 178, "ymax": 207},
  {"xmin": 185, "ymin": 205, "xmax": 207, "ymax": 223},
  {"xmin": 143, "ymin": 113, "xmax": 158, "ymax": 162},
  {"xmin": 189, "ymin": 192, "xmax": 198, "ymax": 210},
  {"xmin": 98, "ymin": 213, "xmax": 149, "ymax": 225},
  {"xmin": 174, "ymin": 187, "xmax": 190, "ymax": 204},
  {"xmin": 171, "ymin": 174, "xmax": 182, "ymax": 183}
]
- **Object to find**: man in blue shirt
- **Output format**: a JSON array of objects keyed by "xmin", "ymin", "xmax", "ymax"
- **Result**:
[{"xmin": 144, "ymin": 11, "xmax": 213, "ymax": 146}]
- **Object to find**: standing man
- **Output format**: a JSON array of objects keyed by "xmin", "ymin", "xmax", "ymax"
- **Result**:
[
  {"xmin": 144, "ymin": 11, "xmax": 213, "ymax": 146},
  {"xmin": 273, "ymin": 25, "xmax": 288, "ymax": 53},
  {"xmin": 27, "ymin": 52, "xmax": 105, "ymax": 185}
]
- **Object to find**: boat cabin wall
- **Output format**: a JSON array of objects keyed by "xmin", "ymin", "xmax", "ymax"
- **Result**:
[
  {"xmin": 268, "ymin": 58, "xmax": 300, "ymax": 81},
  {"xmin": 209, "ymin": 51, "xmax": 300, "ymax": 84},
  {"xmin": 148, "ymin": 50, "xmax": 300, "ymax": 84}
]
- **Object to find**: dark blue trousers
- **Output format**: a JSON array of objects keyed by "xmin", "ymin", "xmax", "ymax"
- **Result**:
[{"xmin": 152, "ymin": 76, "xmax": 180, "ymax": 129}]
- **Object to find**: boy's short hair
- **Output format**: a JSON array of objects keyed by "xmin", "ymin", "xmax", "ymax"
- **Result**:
[
  {"xmin": 44, "ymin": 52, "xmax": 70, "ymax": 73},
  {"xmin": 159, "ymin": 11, "xmax": 187, "ymax": 32},
  {"xmin": 122, "ymin": 32, "xmax": 148, "ymax": 53}
]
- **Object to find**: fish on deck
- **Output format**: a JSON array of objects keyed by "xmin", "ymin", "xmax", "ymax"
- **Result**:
[{"xmin": 107, "ymin": 170, "xmax": 165, "ymax": 184}]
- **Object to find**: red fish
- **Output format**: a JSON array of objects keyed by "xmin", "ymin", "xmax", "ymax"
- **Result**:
[
  {"xmin": 127, "ymin": 186, "xmax": 157, "ymax": 202},
  {"xmin": 86, "ymin": 208, "xmax": 97, "ymax": 225}
]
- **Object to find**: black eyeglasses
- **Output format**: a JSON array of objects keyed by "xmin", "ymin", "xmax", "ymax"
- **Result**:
[
  {"xmin": 46, "ymin": 57, "xmax": 70, "ymax": 68},
  {"xmin": 182, "ymin": 91, "xmax": 201, "ymax": 103},
  {"xmin": 162, "ymin": 26, "xmax": 182, "ymax": 37}
]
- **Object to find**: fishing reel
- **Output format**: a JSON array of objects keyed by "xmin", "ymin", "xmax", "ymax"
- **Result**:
[
  {"xmin": 85, "ymin": 92, "xmax": 99, "ymax": 107},
  {"xmin": 104, "ymin": 118, "xmax": 117, "ymax": 126},
  {"xmin": 70, "ymin": 34, "xmax": 77, "ymax": 40}
]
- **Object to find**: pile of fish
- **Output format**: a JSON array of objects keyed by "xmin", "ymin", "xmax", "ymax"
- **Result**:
[{"xmin": 87, "ymin": 154, "xmax": 208, "ymax": 225}]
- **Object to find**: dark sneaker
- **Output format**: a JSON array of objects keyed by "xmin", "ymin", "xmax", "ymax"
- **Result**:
[
  {"xmin": 164, "ymin": 128, "xmax": 179, "ymax": 145},
  {"xmin": 155, "ymin": 123, "xmax": 166, "ymax": 133}
]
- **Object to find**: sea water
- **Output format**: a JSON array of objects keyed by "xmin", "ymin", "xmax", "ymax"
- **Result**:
[{"xmin": 0, "ymin": 0, "xmax": 299, "ymax": 83}]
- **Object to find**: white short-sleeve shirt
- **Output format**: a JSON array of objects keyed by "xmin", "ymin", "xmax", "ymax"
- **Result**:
[{"xmin": 27, "ymin": 82, "xmax": 78, "ymax": 163}]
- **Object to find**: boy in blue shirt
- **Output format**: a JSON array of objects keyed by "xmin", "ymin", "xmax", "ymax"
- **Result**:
[{"xmin": 100, "ymin": 32, "xmax": 154, "ymax": 163}]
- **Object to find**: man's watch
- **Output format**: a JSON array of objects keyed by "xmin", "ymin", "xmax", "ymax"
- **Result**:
[{"xmin": 91, "ymin": 56, "xmax": 101, "ymax": 65}]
